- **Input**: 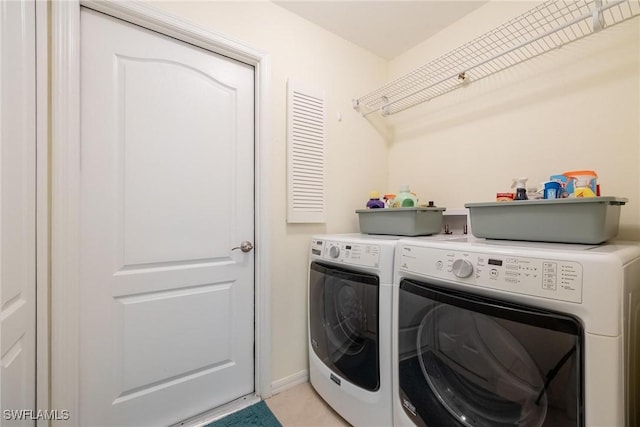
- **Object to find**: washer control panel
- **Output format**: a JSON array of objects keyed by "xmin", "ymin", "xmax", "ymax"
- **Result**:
[
  {"xmin": 399, "ymin": 245, "xmax": 583, "ymax": 303},
  {"xmin": 311, "ymin": 239, "xmax": 380, "ymax": 268}
]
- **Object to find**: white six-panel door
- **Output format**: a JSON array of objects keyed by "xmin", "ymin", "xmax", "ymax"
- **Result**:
[
  {"xmin": 0, "ymin": 1, "xmax": 37, "ymax": 425},
  {"xmin": 79, "ymin": 9, "xmax": 255, "ymax": 425}
]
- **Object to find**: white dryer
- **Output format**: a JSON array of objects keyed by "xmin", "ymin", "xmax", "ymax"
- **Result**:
[
  {"xmin": 392, "ymin": 237, "xmax": 640, "ymax": 427},
  {"xmin": 308, "ymin": 233, "xmax": 398, "ymax": 427}
]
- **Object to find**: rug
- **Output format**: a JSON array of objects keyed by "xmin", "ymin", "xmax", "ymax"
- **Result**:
[{"xmin": 204, "ymin": 401, "xmax": 282, "ymax": 427}]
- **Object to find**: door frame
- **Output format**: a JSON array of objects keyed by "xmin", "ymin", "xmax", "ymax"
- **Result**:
[{"xmin": 48, "ymin": 0, "xmax": 272, "ymax": 420}]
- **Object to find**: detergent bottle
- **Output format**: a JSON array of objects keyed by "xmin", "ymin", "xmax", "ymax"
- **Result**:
[
  {"xmin": 563, "ymin": 170, "xmax": 597, "ymax": 196},
  {"xmin": 366, "ymin": 191, "xmax": 385, "ymax": 208},
  {"xmin": 391, "ymin": 185, "xmax": 418, "ymax": 208},
  {"xmin": 573, "ymin": 179, "xmax": 596, "ymax": 198},
  {"xmin": 511, "ymin": 177, "xmax": 529, "ymax": 200}
]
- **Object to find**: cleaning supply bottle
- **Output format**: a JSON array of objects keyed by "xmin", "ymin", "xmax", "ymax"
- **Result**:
[
  {"xmin": 511, "ymin": 177, "xmax": 529, "ymax": 200},
  {"xmin": 366, "ymin": 191, "xmax": 385, "ymax": 208},
  {"xmin": 383, "ymin": 194, "xmax": 396, "ymax": 208},
  {"xmin": 573, "ymin": 179, "xmax": 596, "ymax": 198},
  {"xmin": 391, "ymin": 185, "xmax": 418, "ymax": 208}
]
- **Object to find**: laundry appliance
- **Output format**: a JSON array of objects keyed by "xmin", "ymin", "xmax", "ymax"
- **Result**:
[
  {"xmin": 308, "ymin": 233, "xmax": 398, "ymax": 427},
  {"xmin": 393, "ymin": 237, "xmax": 640, "ymax": 427}
]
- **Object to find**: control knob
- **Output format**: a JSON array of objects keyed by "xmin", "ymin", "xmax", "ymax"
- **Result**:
[
  {"xmin": 452, "ymin": 258, "xmax": 474, "ymax": 278},
  {"xmin": 329, "ymin": 246, "xmax": 340, "ymax": 259}
]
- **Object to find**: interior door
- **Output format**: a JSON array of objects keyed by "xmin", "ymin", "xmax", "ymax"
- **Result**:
[
  {"xmin": 0, "ymin": 1, "xmax": 37, "ymax": 424},
  {"xmin": 79, "ymin": 8, "xmax": 255, "ymax": 426}
]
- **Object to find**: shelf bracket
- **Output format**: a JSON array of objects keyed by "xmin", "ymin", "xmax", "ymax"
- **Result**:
[{"xmin": 593, "ymin": 0, "xmax": 604, "ymax": 31}]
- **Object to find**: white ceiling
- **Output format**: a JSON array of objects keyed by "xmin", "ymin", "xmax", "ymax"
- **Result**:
[{"xmin": 272, "ymin": 1, "xmax": 488, "ymax": 60}]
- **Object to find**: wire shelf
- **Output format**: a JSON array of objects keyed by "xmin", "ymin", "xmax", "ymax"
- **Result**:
[{"xmin": 353, "ymin": 0, "xmax": 640, "ymax": 117}]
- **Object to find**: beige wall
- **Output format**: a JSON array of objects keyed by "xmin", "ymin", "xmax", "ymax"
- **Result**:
[
  {"xmin": 387, "ymin": 1, "xmax": 640, "ymax": 239},
  {"xmin": 149, "ymin": 1, "xmax": 389, "ymax": 386}
]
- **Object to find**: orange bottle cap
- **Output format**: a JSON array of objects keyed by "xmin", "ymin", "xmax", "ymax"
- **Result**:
[{"xmin": 562, "ymin": 170, "xmax": 597, "ymax": 177}]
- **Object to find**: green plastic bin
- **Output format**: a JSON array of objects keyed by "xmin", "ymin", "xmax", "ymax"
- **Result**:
[
  {"xmin": 464, "ymin": 197, "xmax": 627, "ymax": 244},
  {"xmin": 356, "ymin": 207, "xmax": 446, "ymax": 236}
]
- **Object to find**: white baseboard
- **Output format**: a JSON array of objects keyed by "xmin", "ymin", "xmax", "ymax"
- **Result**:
[{"xmin": 270, "ymin": 369, "xmax": 309, "ymax": 396}]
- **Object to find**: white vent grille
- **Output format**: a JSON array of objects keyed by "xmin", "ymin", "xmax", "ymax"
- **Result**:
[{"xmin": 287, "ymin": 80, "xmax": 326, "ymax": 223}]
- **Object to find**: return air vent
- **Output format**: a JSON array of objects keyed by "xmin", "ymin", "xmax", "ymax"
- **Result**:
[{"xmin": 287, "ymin": 80, "xmax": 326, "ymax": 223}]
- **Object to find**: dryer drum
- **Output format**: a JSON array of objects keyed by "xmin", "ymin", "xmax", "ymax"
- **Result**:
[
  {"xmin": 416, "ymin": 304, "xmax": 547, "ymax": 427},
  {"xmin": 323, "ymin": 277, "xmax": 369, "ymax": 358}
]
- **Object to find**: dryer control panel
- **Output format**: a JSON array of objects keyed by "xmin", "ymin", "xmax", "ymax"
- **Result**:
[
  {"xmin": 399, "ymin": 245, "xmax": 583, "ymax": 303},
  {"xmin": 311, "ymin": 239, "xmax": 380, "ymax": 268}
]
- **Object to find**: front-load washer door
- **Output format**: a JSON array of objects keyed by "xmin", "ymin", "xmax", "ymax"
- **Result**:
[
  {"xmin": 309, "ymin": 261, "xmax": 380, "ymax": 391},
  {"xmin": 397, "ymin": 279, "xmax": 583, "ymax": 427}
]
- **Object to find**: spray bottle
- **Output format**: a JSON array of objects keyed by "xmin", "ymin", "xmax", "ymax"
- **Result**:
[{"xmin": 511, "ymin": 177, "xmax": 529, "ymax": 200}]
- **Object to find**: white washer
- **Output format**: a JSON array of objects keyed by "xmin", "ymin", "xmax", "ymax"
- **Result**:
[
  {"xmin": 308, "ymin": 233, "xmax": 399, "ymax": 427},
  {"xmin": 393, "ymin": 237, "xmax": 640, "ymax": 427}
]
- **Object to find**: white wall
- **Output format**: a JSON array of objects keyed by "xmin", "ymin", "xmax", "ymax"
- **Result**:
[
  {"xmin": 150, "ymin": 1, "xmax": 389, "ymax": 387},
  {"xmin": 387, "ymin": 1, "xmax": 640, "ymax": 239}
]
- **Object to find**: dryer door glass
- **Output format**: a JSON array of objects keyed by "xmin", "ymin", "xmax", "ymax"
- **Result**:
[
  {"xmin": 309, "ymin": 261, "xmax": 380, "ymax": 391},
  {"xmin": 397, "ymin": 279, "xmax": 583, "ymax": 427}
]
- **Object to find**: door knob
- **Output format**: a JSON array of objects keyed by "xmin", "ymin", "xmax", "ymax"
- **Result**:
[{"xmin": 232, "ymin": 241, "xmax": 254, "ymax": 253}]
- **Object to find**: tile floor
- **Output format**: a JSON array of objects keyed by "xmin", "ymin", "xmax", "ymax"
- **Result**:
[{"xmin": 265, "ymin": 382, "xmax": 351, "ymax": 427}]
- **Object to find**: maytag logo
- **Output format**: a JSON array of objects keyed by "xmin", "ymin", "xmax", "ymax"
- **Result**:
[
  {"xmin": 402, "ymin": 398, "xmax": 417, "ymax": 416},
  {"xmin": 330, "ymin": 373, "xmax": 341, "ymax": 386}
]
